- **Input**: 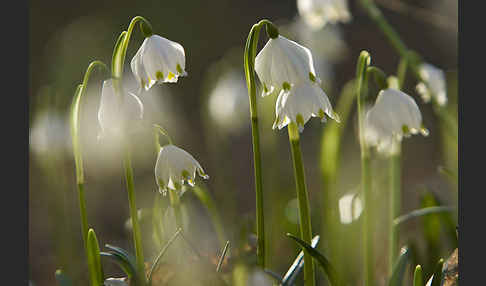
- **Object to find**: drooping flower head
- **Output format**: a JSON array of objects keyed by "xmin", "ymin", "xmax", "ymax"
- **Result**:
[
  {"xmin": 273, "ymin": 83, "xmax": 339, "ymax": 132},
  {"xmin": 364, "ymin": 88, "xmax": 428, "ymax": 154},
  {"xmin": 97, "ymin": 79, "xmax": 144, "ymax": 137},
  {"xmin": 131, "ymin": 35, "xmax": 187, "ymax": 91},
  {"xmin": 255, "ymin": 35, "xmax": 320, "ymax": 97},
  {"xmin": 416, "ymin": 63, "xmax": 447, "ymax": 106},
  {"xmin": 297, "ymin": 0, "xmax": 351, "ymax": 30},
  {"xmin": 155, "ymin": 144, "xmax": 208, "ymax": 195}
]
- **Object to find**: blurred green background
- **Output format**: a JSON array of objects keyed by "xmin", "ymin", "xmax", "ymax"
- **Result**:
[{"xmin": 29, "ymin": 0, "xmax": 457, "ymax": 285}]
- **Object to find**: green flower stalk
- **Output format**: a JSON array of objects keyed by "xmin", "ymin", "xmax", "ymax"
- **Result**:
[
  {"xmin": 287, "ymin": 122, "xmax": 316, "ymax": 286},
  {"xmin": 355, "ymin": 50, "xmax": 373, "ymax": 286},
  {"xmin": 243, "ymin": 19, "xmax": 270, "ymax": 268}
]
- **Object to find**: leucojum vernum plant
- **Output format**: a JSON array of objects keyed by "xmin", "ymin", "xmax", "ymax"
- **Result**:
[{"xmin": 57, "ymin": 0, "xmax": 456, "ymax": 284}]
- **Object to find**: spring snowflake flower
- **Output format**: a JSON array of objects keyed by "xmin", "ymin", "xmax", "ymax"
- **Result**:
[
  {"xmin": 416, "ymin": 63, "xmax": 447, "ymax": 106},
  {"xmin": 131, "ymin": 35, "xmax": 187, "ymax": 91},
  {"xmin": 155, "ymin": 144, "xmax": 209, "ymax": 194},
  {"xmin": 273, "ymin": 82, "xmax": 339, "ymax": 132},
  {"xmin": 364, "ymin": 88, "xmax": 428, "ymax": 154},
  {"xmin": 255, "ymin": 35, "xmax": 320, "ymax": 97},
  {"xmin": 97, "ymin": 79, "xmax": 144, "ymax": 137},
  {"xmin": 297, "ymin": 0, "xmax": 351, "ymax": 30}
]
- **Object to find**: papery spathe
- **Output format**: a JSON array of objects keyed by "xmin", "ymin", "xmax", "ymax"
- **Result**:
[
  {"xmin": 97, "ymin": 79, "xmax": 144, "ymax": 137},
  {"xmin": 131, "ymin": 35, "xmax": 187, "ymax": 91},
  {"xmin": 155, "ymin": 144, "xmax": 208, "ymax": 194},
  {"xmin": 273, "ymin": 82, "xmax": 339, "ymax": 132},
  {"xmin": 364, "ymin": 88, "xmax": 427, "ymax": 154},
  {"xmin": 255, "ymin": 35, "xmax": 319, "ymax": 97}
]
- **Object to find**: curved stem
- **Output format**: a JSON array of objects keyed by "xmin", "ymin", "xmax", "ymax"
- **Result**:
[
  {"xmin": 243, "ymin": 21, "xmax": 264, "ymax": 268},
  {"xmin": 70, "ymin": 61, "xmax": 109, "ymax": 244},
  {"xmin": 356, "ymin": 51, "xmax": 373, "ymax": 286},
  {"xmin": 287, "ymin": 123, "xmax": 315, "ymax": 286}
]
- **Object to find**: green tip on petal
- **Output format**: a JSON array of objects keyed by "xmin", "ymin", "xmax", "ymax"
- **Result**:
[
  {"xmin": 309, "ymin": 72, "xmax": 317, "ymax": 83},
  {"xmin": 420, "ymin": 125, "xmax": 430, "ymax": 136},
  {"xmin": 168, "ymin": 72, "xmax": 175, "ymax": 80},
  {"xmin": 318, "ymin": 109, "xmax": 325, "ymax": 120},
  {"xmin": 181, "ymin": 170, "xmax": 190, "ymax": 180},
  {"xmin": 402, "ymin": 125, "xmax": 410, "ymax": 135},
  {"xmin": 296, "ymin": 114, "xmax": 305, "ymax": 132},
  {"xmin": 156, "ymin": 71, "xmax": 164, "ymax": 81},
  {"xmin": 282, "ymin": 82, "xmax": 291, "ymax": 91},
  {"xmin": 176, "ymin": 64, "xmax": 183, "ymax": 74},
  {"xmin": 263, "ymin": 83, "xmax": 269, "ymax": 94}
]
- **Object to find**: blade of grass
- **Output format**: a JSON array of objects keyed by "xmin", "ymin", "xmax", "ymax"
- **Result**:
[
  {"xmin": 148, "ymin": 228, "xmax": 182, "ymax": 285},
  {"xmin": 216, "ymin": 241, "xmax": 230, "ymax": 272},
  {"xmin": 282, "ymin": 235, "xmax": 320, "ymax": 286},
  {"xmin": 286, "ymin": 233, "xmax": 339, "ymax": 286},
  {"xmin": 430, "ymin": 259, "xmax": 444, "ymax": 286},
  {"xmin": 394, "ymin": 206, "xmax": 454, "ymax": 226}
]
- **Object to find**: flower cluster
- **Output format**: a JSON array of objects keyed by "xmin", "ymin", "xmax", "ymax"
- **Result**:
[{"xmin": 255, "ymin": 34, "xmax": 339, "ymax": 132}]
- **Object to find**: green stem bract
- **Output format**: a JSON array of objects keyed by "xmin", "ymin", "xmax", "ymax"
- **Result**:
[
  {"xmin": 288, "ymin": 122, "xmax": 315, "ymax": 286},
  {"xmin": 123, "ymin": 148, "xmax": 146, "ymax": 286},
  {"xmin": 388, "ymin": 143, "xmax": 401, "ymax": 275},
  {"xmin": 356, "ymin": 51, "xmax": 374, "ymax": 286}
]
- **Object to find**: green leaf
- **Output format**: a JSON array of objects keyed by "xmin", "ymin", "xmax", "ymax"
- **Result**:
[
  {"xmin": 286, "ymin": 233, "xmax": 339, "ymax": 286},
  {"xmin": 55, "ymin": 269, "xmax": 73, "ymax": 286},
  {"xmin": 413, "ymin": 265, "xmax": 423, "ymax": 286},
  {"xmin": 87, "ymin": 229, "xmax": 103, "ymax": 286},
  {"xmin": 100, "ymin": 252, "xmax": 135, "ymax": 279},
  {"xmin": 430, "ymin": 258, "xmax": 444, "ymax": 286},
  {"xmin": 282, "ymin": 235, "xmax": 320, "ymax": 286},
  {"xmin": 388, "ymin": 247, "xmax": 410, "ymax": 286},
  {"xmin": 105, "ymin": 244, "xmax": 137, "ymax": 271}
]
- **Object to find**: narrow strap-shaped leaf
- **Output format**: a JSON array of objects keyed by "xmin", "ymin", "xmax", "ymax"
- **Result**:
[
  {"xmin": 430, "ymin": 258, "xmax": 444, "ymax": 286},
  {"xmin": 87, "ymin": 229, "xmax": 103, "ymax": 286},
  {"xmin": 282, "ymin": 235, "xmax": 320, "ymax": 286},
  {"xmin": 286, "ymin": 233, "xmax": 339, "ymax": 286},
  {"xmin": 105, "ymin": 244, "xmax": 137, "ymax": 268},
  {"xmin": 100, "ymin": 252, "xmax": 135, "ymax": 279},
  {"xmin": 413, "ymin": 265, "xmax": 423, "ymax": 286},
  {"xmin": 388, "ymin": 247, "xmax": 410, "ymax": 286},
  {"xmin": 55, "ymin": 269, "xmax": 73, "ymax": 286},
  {"xmin": 148, "ymin": 228, "xmax": 182, "ymax": 285}
]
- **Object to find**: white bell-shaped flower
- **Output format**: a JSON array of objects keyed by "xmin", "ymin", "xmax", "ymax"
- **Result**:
[
  {"xmin": 273, "ymin": 82, "xmax": 339, "ymax": 132},
  {"xmin": 155, "ymin": 144, "xmax": 209, "ymax": 194},
  {"xmin": 131, "ymin": 35, "xmax": 187, "ymax": 91},
  {"xmin": 297, "ymin": 0, "xmax": 351, "ymax": 30},
  {"xmin": 97, "ymin": 79, "xmax": 144, "ymax": 137},
  {"xmin": 416, "ymin": 63, "xmax": 447, "ymax": 106},
  {"xmin": 364, "ymin": 88, "xmax": 427, "ymax": 154},
  {"xmin": 255, "ymin": 35, "xmax": 319, "ymax": 97}
]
